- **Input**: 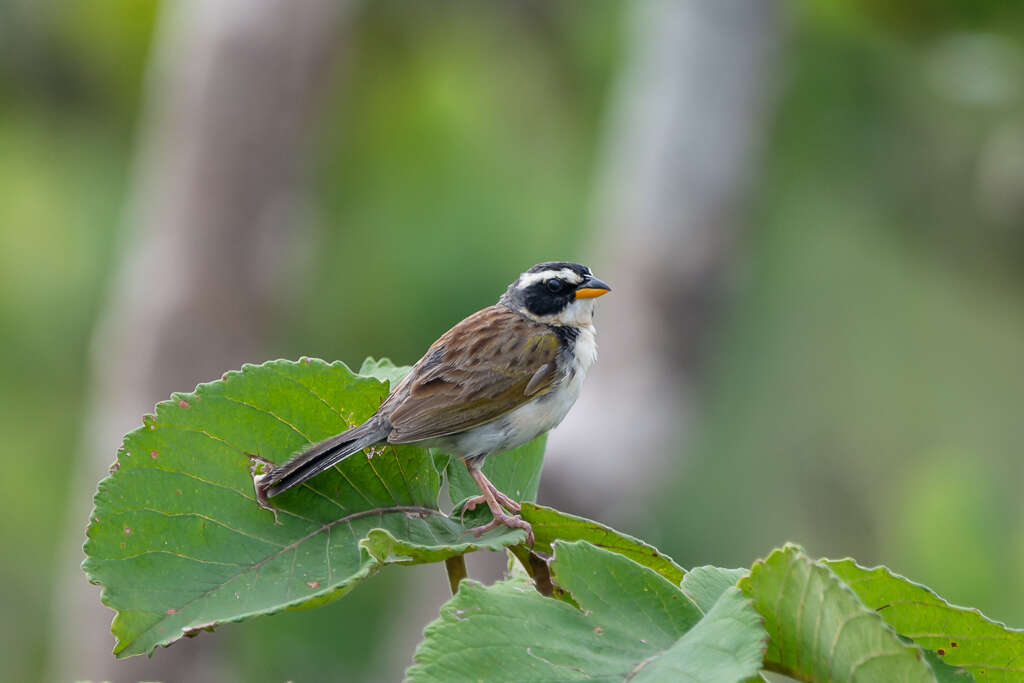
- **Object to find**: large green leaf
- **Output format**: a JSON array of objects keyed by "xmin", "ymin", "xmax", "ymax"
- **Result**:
[
  {"xmin": 407, "ymin": 540, "xmax": 766, "ymax": 682},
  {"xmin": 83, "ymin": 359, "xmax": 526, "ymax": 658},
  {"xmin": 739, "ymin": 544, "xmax": 937, "ymax": 682},
  {"xmin": 828, "ymin": 558, "xmax": 1020, "ymax": 681}
]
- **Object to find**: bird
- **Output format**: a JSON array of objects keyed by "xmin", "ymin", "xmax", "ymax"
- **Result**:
[{"xmin": 256, "ymin": 262, "xmax": 611, "ymax": 544}]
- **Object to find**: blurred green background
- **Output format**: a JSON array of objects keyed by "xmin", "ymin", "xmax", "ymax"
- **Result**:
[{"xmin": 2, "ymin": 1, "xmax": 1023, "ymax": 681}]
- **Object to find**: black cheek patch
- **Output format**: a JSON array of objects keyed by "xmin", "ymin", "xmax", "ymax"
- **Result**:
[{"xmin": 523, "ymin": 285, "xmax": 571, "ymax": 317}]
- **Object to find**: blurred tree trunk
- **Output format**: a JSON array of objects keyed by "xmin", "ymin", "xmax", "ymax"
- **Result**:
[
  {"xmin": 49, "ymin": 1, "xmax": 349, "ymax": 680},
  {"xmin": 544, "ymin": 0, "xmax": 782, "ymax": 522}
]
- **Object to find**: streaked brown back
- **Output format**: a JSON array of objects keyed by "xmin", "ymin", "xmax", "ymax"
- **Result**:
[{"xmin": 382, "ymin": 305, "xmax": 561, "ymax": 443}]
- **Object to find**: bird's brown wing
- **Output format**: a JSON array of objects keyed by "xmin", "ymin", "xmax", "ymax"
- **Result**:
[{"xmin": 382, "ymin": 306, "xmax": 562, "ymax": 444}]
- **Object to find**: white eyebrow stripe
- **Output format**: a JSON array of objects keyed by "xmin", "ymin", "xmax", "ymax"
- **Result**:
[{"xmin": 516, "ymin": 268, "xmax": 583, "ymax": 289}]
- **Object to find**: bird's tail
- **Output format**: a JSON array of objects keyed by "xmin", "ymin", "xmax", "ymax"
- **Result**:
[{"xmin": 258, "ymin": 417, "xmax": 390, "ymax": 498}]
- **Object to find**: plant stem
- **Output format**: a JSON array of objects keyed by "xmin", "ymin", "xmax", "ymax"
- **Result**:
[
  {"xmin": 444, "ymin": 554, "xmax": 468, "ymax": 595},
  {"xmin": 508, "ymin": 544, "xmax": 555, "ymax": 597}
]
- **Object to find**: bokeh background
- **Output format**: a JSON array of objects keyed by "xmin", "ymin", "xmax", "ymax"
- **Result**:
[{"xmin": 3, "ymin": 1, "xmax": 1024, "ymax": 681}]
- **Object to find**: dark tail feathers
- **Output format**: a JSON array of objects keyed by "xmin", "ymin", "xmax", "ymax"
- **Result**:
[{"xmin": 259, "ymin": 418, "xmax": 390, "ymax": 498}]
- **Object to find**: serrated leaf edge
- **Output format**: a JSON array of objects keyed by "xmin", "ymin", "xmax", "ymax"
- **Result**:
[{"xmin": 740, "ymin": 543, "xmax": 938, "ymax": 682}]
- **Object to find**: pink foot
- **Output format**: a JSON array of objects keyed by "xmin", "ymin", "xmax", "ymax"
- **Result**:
[{"xmin": 468, "ymin": 511, "xmax": 534, "ymax": 545}]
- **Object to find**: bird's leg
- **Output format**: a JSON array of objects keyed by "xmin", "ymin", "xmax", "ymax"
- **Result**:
[
  {"xmin": 463, "ymin": 463, "xmax": 533, "ymax": 544},
  {"xmin": 460, "ymin": 459, "xmax": 522, "ymax": 513},
  {"xmin": 488, "ymin": 485, "xmax": 521, "ymax": 513}
]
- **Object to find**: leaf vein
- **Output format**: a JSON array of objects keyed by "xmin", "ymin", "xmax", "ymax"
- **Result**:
[
  {"xmin": 264, "ymin": 365, "xmax": 348, "ymax": 423},
  {"xmin": 107, "ymin": 549, "xmax": 246, "ymax": 566},
  {"xmin": 213, "ymin": 394, "xmax": 314, "ymax": 442},
  {"xmin": 132, "ymin": 461, "xmax": 319, "ymax": 526},
  {"xmin": 131, "ymin": 507, "xmax": 286, "ymax": 547}
]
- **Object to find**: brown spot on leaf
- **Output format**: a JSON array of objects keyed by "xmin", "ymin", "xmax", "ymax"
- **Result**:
[
  {"xmin": 937, "ymin": 649, "xmax": 946, "ymax": 656},
  {"xmin": 150, "ymin": 450, "xmax": 159, "ymax": 459},
  {"xmin": 951, "ymin": 641, "xmax": 958, "ymax": 647},
  {"xmin": 167, "ymin": 608, "xmax": 178, "ymax": 615},
  {"xmin": 593, "ymin": 626, "xmax": 604, "ymax": 635},
  {"xmin": 306, "ymin": 580, "xmax": 320, "ymax": 589},
  {"xmin": 178, "ymin": 399, "xmax": 189, "ymax": 409},
  {"xmin": 123, "ymin": 527, "xmax": 131, "ymax": 535},
  {"xmin": 109, "ymin": 461, "xmax": 119, "ymax": 471}
]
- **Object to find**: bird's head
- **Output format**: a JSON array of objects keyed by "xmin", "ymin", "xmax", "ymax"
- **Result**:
[{"xmin": 502, "ymin": 261, "xmax": 611, "ymax": 326}]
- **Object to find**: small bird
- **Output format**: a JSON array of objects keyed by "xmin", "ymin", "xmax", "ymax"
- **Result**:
[{"xmin": 257, "ymin": 262, "xmax": 610, "ymax": 543}]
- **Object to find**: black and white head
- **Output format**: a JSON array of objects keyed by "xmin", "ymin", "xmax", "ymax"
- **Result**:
[{"xmin": 501, "ymin": 261, "xmax": 611, "ymax": 326}]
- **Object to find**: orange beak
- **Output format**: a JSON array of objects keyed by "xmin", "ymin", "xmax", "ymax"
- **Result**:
[{"xmin": 574, "ymin": 276, "xmax": 611, "ymax": 299}]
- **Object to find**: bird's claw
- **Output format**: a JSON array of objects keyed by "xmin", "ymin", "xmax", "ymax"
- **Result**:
[
  {"xmin": 467, "ymin": 511, "xmax": 534, "ymax": 546},
  {"xmin": 459, "ymin": 495, "xmax": 487, "ymax": 526},
  {"xmin": 459, "ymin": 490, "xmax": 520, "ymax": 524}
]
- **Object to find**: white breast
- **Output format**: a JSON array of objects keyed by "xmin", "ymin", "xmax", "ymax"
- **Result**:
[{"xmin": 490, "ymin": 323, "xmax": 598, "ymax": 446}]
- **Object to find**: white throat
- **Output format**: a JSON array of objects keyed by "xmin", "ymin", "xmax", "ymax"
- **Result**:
[
  {"xmin": 531, "ymin": 298, "xmax": 597, "ymax": 327},
  {"xmin": 572, "ymin": 323, "xmax": 599, "ymax": 371}
]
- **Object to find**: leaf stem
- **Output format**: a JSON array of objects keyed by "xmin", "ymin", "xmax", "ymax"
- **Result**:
[
  {"xmin": 508, "ymin": 544, "xmax": 555, "ymax": 596},
  {"xmin": 445, "ymin": 554, "xmax": 468, "ymax": 595}
]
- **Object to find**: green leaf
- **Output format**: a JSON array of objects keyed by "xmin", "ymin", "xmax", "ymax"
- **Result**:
[
  {"xmin": 407, "ymin": 541, "xmax": 766, "ymax": 682},
  {"xmin": 630, "ymin": 587, "xmax": 768, "ymax": 682},
  {"xmin": 827, "ymin": 558, "xmax": 1020, "ymax": 681},
  {"xmin": 522, "ymin": 503, "xmax": 687, "ymax": 585},
  {"xmin": 445, "ymin": 434, "xmax": 547, "ymax": 509},
  {"xmin": 358, "ymin": 356, "xmax": 411, "ymax": 386},
  {"xmin": 83, "ymin": 359, "xmax": 526, "ymax": 658},
  {"xmin": 923, "ymin": 650, "xmax": 976, "ymax": 683},
  {"xmin": 549, "ymin": 540, "xmax": 701, "ymax": 636},
  {"xmin": 739, "ymin": 544, "xmax": 936, "ymax": 682},
  {"xmin": 360, "ymin": 527, "xmax": 514, "ymax": 566},
  {"xmin": 683, "ymin": 565, "xmax": 749, "ymax": 613}
]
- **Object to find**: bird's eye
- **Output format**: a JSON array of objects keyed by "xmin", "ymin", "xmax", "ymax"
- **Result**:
[{"xmin": 545, "ymin": 279, "xmax": 563, "ymax": 293}]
